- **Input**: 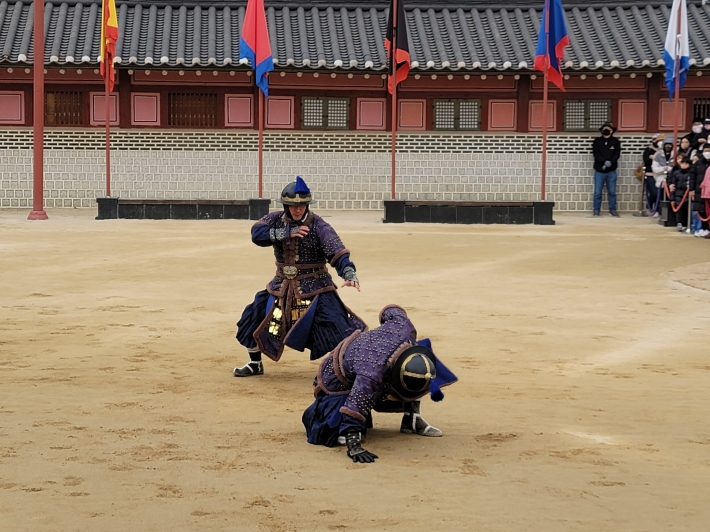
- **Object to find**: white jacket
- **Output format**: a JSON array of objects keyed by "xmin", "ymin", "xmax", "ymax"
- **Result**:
[{"xmin": 652, "ymin": 151, "xmax": 673, "ymax": 187}]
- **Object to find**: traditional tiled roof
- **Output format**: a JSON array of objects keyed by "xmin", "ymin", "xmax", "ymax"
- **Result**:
[{"xmin": 0, "ymin": 1, "xmax": 709, "ymax": 71}]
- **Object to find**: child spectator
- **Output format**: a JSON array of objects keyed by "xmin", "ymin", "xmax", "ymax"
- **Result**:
[
  {"xmin": 667, "ymin": 156, "xmax": 692, "ymax": 232},
  {"xmin": 690, "ymin": 143, "xmax": 710, "ymax": 238}
]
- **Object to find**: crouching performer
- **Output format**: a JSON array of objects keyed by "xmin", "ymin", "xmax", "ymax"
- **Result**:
[
  {"xmin": 302, "ymin": 305, "xmax": 457, "ymax": 463},
  {"xmin": 234, "ymin": 177, "xmax": 366, "ymax": 377}
]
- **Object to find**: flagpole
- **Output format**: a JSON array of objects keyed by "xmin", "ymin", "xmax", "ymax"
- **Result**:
[
  {"xmin": 104, "ymin": 61, "xmax": 112, "ymax": 198},
  {"xmin": 390, "ymin": 0, "xmax": 398, "ymax": 200},
  {"xmin": 540, "ymin": 0, "xmax": 551, "ymax": 202},
  {"xmin": 258, "ymin": 89, "xmax": 264, "ymax": 199},
  {"xmin": 29, "ymin": 0, "xmax": 48, "ymax": 220}
]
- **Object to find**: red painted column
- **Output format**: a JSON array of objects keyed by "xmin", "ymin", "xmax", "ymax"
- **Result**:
[{"xmin": 28, "ymin": 0, "xmax": 48, "ymax": 220}]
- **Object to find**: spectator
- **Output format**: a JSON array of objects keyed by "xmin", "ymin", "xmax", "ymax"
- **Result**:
[
  {"xmin": 642, "ymin": 133, "xmax": 662, "ymax": 216},
  {"xmin": 683, "ymin": 117, "xmax": 707, "ymax": 154},
  {"xmin": 652, "ymin": 137, "xmax": 675, "ymax": 207},
  {"xmin": 667, "ymin": 156, "xmax": 692, "ymax": 232},
  {"xmin": 678, "ymin": 137, "xmax": 697, "ymax": 163},
  {"xmin": 592, "ymin": 121, "xmax": 621, "ymax": 217},
  {"xmin": 690, "ymin": 143, "xmax": 710, "ymax": 238}
]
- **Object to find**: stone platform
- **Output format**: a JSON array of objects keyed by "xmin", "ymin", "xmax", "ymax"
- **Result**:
[
  {"xmin": 383, "ymin": 200, "xmax": 555, "ymax": 225},
  {"xmin": 96, "ymin": 198, "xmax": 270, "ymax": 221}
]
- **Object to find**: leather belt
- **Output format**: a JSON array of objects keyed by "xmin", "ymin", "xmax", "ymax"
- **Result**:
[{"xmin": 275, "ymin": 262, "xmax": 327, "ymax": 280}]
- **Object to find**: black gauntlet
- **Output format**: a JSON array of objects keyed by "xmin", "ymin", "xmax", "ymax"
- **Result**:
[{"xmin": 345, "ymin": 432, "xmax": 378, "ymax": 464}]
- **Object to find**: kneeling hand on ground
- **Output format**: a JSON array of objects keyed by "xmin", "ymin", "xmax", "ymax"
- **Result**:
[{"xmin": 345, "ymin": 432, "xmax": 378, "ymax": 464}]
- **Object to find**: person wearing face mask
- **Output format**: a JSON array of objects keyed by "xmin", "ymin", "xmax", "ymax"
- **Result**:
[
  {"xmin": 683, "ymin": 117, "xmax": 708, "ymax": 154},
  {"xmin": 689, "ymin": 143, "xmax": 710, "ymax": 237},
  {"xmin": 667, "ymin": 157, "xmax": 692, "ymax": 232},
  {"xmin": 642, "ymin": 134, "xmax": 662, "ymax": 216},
  {"xmin": 652, "ymin": 138, "xmax": 675, "ymax": 197},
  {"xmin": 592, "ymin": 122, "xmax": 622, "ymax": 217}
]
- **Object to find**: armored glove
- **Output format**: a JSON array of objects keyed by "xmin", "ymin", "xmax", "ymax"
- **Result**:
[
  {"xmin": 269, "ymin": 225, "xmax": 302, "ymax": 243},
  {"xmin": 342, "ymin": 266, "xmax": 359, "ymax": 284},
  {"xmin": 345, "ymin": 432, "xmax": 378, "ymax": 464}
]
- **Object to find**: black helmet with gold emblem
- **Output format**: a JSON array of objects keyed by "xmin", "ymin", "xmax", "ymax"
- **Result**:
[
  {"xmin": 390, "ymin": 345, "xmax": 437, "ymax": 401},
  {"xmin": 278, "ymin": 176, "xmax": 313, "ymax": 206}
]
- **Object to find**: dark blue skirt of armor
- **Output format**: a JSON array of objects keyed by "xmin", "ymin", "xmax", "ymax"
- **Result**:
[
  {"xmin": 302, "ymin": 393, "xmax": 348, "ymax": 447},
  {"xmin": 236, "ymin": 289, "xmax": 362, "ymax": 360}
]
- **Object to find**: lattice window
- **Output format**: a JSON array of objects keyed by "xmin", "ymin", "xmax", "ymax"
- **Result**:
[
  {"xmin": 694, "ymin": 98, "xmax": 710, "ymax": 122},
  {"xmin": 168, "ymin": 93, "xmax": 217, "ymax": 127},
  {"xmin": 327, "ymin": 99, "xmax": 349, "ymax": 128},
  {"xmin": 564, "ymin": 100, "xmax": 611, "ymax": 131},
  {"xmin": 302, "ymin": 97, "xmax": 349, "ymax": 129},
  {"xmin": 45, "ymin": 91, "xmax": 83, "ymax": 126},
  {"xmin": 434, "ymin": 99, "xmax": 480, "ymax": 130}
]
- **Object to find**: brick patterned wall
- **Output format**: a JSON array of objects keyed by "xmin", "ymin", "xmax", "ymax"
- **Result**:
[{"xmin": 0, "ymin": 129, "xmax": 648, "ymax": 211}]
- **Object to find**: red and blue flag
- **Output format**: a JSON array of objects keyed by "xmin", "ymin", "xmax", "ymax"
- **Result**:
[
  {"xmin": 534, "ymin": 0, "xmax": 570, "ymax": 91},
  {"xmin": 239, "ymin": 0, "xmax": 274, "ymax": 97},
  {"xmin": 384, "ymin": 0, "xmax": 410, "ymax": 94}
]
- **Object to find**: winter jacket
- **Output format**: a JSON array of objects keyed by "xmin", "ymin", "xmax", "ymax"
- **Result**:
[
  {"xmin": 667, "ymin": 167, "xmax": 691, "ymax": 205},
  {"xmin": 651, "ymin": 151, "xmax": 674, "ymax": 187},
  {"xmin": 642, "ymin": 145, "xmax": 658, "ymax": 175},
  {"xmin": 592, "ymin": 135, "xmax": 621, "ymax": 173},
  {"xmin": 689, "ymin": 158, "xmax": 710, "ymax": 211},
  {"xmin": 682, "ymin": 131, "xmax": 709, "ymax": 153}
]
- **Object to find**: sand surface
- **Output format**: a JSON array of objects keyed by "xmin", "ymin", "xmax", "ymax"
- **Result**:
[{"xmin": 1, "ymin": 209, "xmax": 709, "ymax": 532}]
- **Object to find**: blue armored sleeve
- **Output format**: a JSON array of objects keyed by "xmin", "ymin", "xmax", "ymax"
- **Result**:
[
  {"xmin": 251, "ymin": 224, "xmax": 273, "ymax": 247},
  {"xmin": 332, "ymin": 253, "xmax": 356, "ymax": 278}
]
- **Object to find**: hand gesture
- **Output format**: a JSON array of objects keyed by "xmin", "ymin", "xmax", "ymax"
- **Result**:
[
  {"xmin": 345, "ymin": 432, "xmax": 378, "ymax": 464},
  {"xmin": 293, "ymin": 225, "xmax": 309, "ymax": 239},
  {"xmin": 341, "ymin": 280, "xmax": 361, "ymax": 292}
]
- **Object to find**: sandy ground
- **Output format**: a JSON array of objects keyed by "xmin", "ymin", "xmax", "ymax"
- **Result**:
[{"xmin": 1, "ymin": 209, "xmax": 710, "ymax": 532}]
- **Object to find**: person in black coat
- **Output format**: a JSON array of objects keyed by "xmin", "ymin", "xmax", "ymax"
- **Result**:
[
  {"xmin": 689, "ymin": 143, "xmax": 710, "ymax": 236},
  {"xmin": 667, "ymin": 157, "xmax": 692, "ymax": 231},
  {"xmin": 683, "ymin": 117, "xmax": 709, "ymax": 154},
  {"xmin": 592, "ymin": 122, "xmax": 622, "ymax": 217}
]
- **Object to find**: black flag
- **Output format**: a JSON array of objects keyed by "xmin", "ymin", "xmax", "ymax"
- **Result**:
[{"xmin": 384, "ymin": 0, "xmax": 410, "ymax": 94}]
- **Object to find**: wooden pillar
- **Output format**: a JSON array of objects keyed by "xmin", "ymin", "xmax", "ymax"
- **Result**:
[
  {"xmin": 517, "ymin": 76, "xmax": 530, "ymax": 133},
  {"xmin": 118, "ymin": 69, "xmax": 132, "ymax": 128},
  {"xmin": 647, "ymin": 72, "xmax": 661, "ymax": 133}
]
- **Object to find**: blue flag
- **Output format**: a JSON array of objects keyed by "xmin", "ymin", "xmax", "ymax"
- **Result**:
[{"xmin": 534, "ymin": 0, "xmax": 570, "ymax": 91}]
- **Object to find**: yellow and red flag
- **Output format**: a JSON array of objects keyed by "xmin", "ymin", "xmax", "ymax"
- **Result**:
[{"xmin": 100, "ymin": 0, "xmax": 119, "ymax": 91}]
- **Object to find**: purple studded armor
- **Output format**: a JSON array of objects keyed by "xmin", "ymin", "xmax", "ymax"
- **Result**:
[
  {"xmin": 252, "ymin": 211, "xmax": 355, "ymax": 298},
  {"xmin": 314, "ymin": 305, "xmax": 417, "ymax": 422}
]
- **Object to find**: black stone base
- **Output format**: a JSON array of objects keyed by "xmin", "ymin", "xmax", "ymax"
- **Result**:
[
  {"xmin": 249, "ymin": 198, "xmax": 271, "ymax": 220},
  {"xmin": 659, "ymin": 201, "xmax": 679, "ymax": 227},
  {"xmin": 382, "ymin": 201, "xmax": 555, "ymax": 225},
  {"xmin": 96, "ymin": 197, "xmax": 119, "ymax": 220},
  {"xmin": 97, "ymin": 198, "xmax": 271, "ymax": 220},
  {"xmin": 383, "ymin": 200, "xmax": 405, "ymax": 223}
]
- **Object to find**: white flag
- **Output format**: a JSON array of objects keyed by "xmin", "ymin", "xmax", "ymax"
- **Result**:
[{"xmin": 663, "ymin": 0, "xmax": 690, "ymax": 100}]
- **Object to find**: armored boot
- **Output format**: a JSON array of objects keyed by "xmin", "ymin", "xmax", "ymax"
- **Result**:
[
  {"xmin": 233, "ymin": 350, "xmax": 264, "ymax": 377},
  {"xmin": 400, "ymin": 401, "xmax": 442, "ymax": 437}
]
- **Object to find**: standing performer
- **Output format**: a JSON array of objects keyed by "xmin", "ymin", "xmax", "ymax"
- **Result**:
[
  {"xmin": 302, "ymin": 305, "xmax": 457, "ymax": 464},
  {"xmin": 234, "ymin": 177, "xmax": 366, "ymax": 377}
]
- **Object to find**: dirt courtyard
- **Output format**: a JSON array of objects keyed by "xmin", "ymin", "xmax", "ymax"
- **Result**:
[{"xmin": 1, "ymin": 209, "xmax": 709, "ymax": 532}]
